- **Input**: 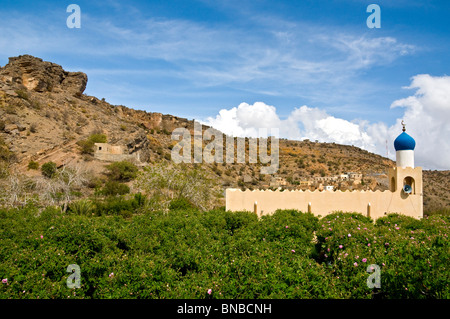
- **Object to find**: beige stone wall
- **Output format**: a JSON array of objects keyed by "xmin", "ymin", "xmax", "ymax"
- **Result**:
[
  {"xmin": 93, "ymin": 143, "xmax": 140, "ymax": 162},
  {"xmin": 93, "ymin": 152, "xmax": 140, "ymax": 162},
  {"xmin": 226, "ymin": 167, "xmax": 423, "ymax": 220},
  {"xmin": 226, "ymin": 188, "xmax": 422, "ymax": 220},
  {"xmin": 94, "ymin": 143, "xmax": 123, "ymax": 155}
]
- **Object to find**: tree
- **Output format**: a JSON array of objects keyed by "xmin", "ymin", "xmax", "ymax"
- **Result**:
[
  {"xmin": 0, "ymin": 173, "xmax": 25, "ymax": 207},
  {"xmin": 37, "ymin": 163, "xmax": 89, "ymax": 212},
  {"xmin": 77, "ymin": 133, "xmax": 107, "ymax": 154},
  {"xmin": 101, "ymin": 181, "xmax": 130, "ymax": 196},
  {"xmin": 105, "ymin": 160, "xmax": 138, "ymax": 182},
  {"xmin": 28, "ymin": 160, "xmax": 39, "ymax": 170},
  {"xmin": 134, "ymin": 162, "xmax": 221, "ymax": 212},
  {"xmin": 41, "ymin": 162, "xmax": 57, "ymax": 178}
]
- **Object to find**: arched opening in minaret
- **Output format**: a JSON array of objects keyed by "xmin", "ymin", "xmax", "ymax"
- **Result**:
[{"xmin": 403, "ymin": 176, "xmax": 415, "ymax": 194}]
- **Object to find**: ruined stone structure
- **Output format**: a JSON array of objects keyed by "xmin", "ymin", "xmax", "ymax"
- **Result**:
[
  {"xmin": 226, "ymin": 124, "xmax": 423, "ymax": 220},
  {"xmin": 94, "ymin": 143, "xmax": 140, "ymax": 162}
]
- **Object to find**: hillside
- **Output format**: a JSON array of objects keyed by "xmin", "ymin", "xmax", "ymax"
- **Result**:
[{"xmin": 0, "ymin": 55, "xmax": 448, "ymax": 213}]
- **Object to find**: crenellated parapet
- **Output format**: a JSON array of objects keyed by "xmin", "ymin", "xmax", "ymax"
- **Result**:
[{"xmin": 226, "ymin": 184, "xmax": 422, "ymax": 220}]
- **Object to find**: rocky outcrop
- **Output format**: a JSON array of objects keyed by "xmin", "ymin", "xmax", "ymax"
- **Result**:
[{"xmin": 0, "ymin": 55, "xmax": 87, "ymax": 95}]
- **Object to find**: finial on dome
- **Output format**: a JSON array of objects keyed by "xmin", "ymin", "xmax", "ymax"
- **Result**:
[{"xmin": 401, "ymin": 120, "xmax": 406, "ymax": 132}]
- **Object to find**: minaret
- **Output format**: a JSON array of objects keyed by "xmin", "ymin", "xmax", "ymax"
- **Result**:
[
  {"xmin": 393, "ymin": 121, "xmax": 416, "ymax": 168},
  {"xmin": 386, "ymin": 122, "xmax": 423, "ymax": 218}
]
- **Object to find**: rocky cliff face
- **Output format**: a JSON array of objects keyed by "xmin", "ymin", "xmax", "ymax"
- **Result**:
[
  {"xmin": 0, "ymin": 55, "xmax": 87, "ymax": 96},
  {"xmin": 0, "ymin": 55, "xmax": 153, "ymax": 168},
  {"xmin": 0, "ymin": 55, "xmax": 198, "ymax": 169}
]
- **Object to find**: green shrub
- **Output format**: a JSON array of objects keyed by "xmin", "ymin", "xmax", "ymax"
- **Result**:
[
  {"xmin": 0, "ymin": 136, "xmax": 13, "ymax": 163},
  {"xmin": 0, "ymin": 207, "xmax": 448, "ymax": 299},
  {"xmin": 133, "ymin": 192, "xmax": 147, "ymax": 207},
  {"xmin": 259, "ymin": 209, "xmax": 318, "ymax": 254},
  {"xmin": 375, "ymin": 213, "xmax": 421, "ymax": 230},
  {"xmin": 27, "ymin": 160, "xmax": 39, "ymax": 170},
  {"xmin": 313, "ymin": 211, "xmax": 450, "ymax": 298},
  {"xmin": 68, "ymin": 199, "xmax": 93, "ymax": 215},
  {"xmin": 89, "ymin": 133, "xmax": 107, "ymax": 144},
  {"xmin": 77, "ymin": 133, "xmax": 107, "ymax": 155},
  {"xmin": 169, "ymin": 197, "xmax": 196, "ymax": 211},
  {"xmin": 91, "ymin": 195, "xmax": 143, "ymax": 216},
  {"xmin": 41, "ymin": 161, "xmax": 57, "ymax": 178},
  {"xmin": 100, "ymin": 181, "xmax": 130, "ymax": 196},
  {"xmin": 425, "ymin": 208, "xmax": 450, "ymax": 217},
  {"xmin": 15, "ymin": 89, "xmax": 29, "ymax": 100},
  {"xmin": 77, "ymin": 139, "xmax": 95, "ymax": 154},
  {"xmin": 105, "ymin": 161, "xmax": 138, "ymax": 182}
]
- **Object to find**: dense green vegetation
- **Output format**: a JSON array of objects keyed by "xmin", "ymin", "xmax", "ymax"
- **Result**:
[
  {"xmin": 105, "ymin": 161, "xmax": 139, "ymax": 182},
  {"xmin": 0, "ymin": 203, "xmax": 449, "ymax": 299}
]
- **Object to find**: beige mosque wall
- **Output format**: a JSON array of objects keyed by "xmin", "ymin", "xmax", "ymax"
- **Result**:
[
  {"xmin": 226, "ymin": 167, "xmax": 423, "ymax": 220},
  {"xmin": 226, "ymin": 125, "xmax": 423, "ymax": 220},
  {"xmin": 226, "ymin": 188, "xmax": 423, "ymax": 220}
]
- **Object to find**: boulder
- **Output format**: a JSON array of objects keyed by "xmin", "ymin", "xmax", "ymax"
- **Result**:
[{"xmin": 0, "ymin": 55, "xmax": 87, "ymax": 96}]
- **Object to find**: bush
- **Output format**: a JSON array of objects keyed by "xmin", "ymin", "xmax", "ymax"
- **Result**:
[
  {"xmin": 90, "ymin": 195, "xmax": 145, "ymax": 217},
  {"xmin": 89, "ymin": 133, "xmax": 107, "ymax": 144},
  {"xmin": 169, "ymin": 197, "xmax": 196, "ymax": 211},
  {"xmin": 0, "ymin": 207, "xmax": 448, "ymax": 299},
  {"xmin": 135, "ymin": 163, "xmax": 221, "ymax": 211},
  {"xmin": 0, "ymin": 138, "xmax": 12, "ymax": 163},
  {"xmin": 313, "ymin": 211, "xmax": 450, "ymax": 298},
  {"xmin": 100, "ymin": 181, "xmax": 130, "ymax": 196},
  {"xmin": 41, "ymin": 161, "xmax": 57, "ymax": 178},
  {"xmin": 68, "ymin": 199, "xmax": 93, "ymax": 215},
  {"xmin": 77, "ymin": 133, "xmax": 107, "ymax": 155},
  {"xmin": 27, "ymin": 160, "xmax": 39, "ymax": 170},
  {"xmin": 105, "ymin": 161, "xmax": 138, "ymax": 182},
  {"xmin": 15, "ymin": 89, "xmax": 29, "ymax": 100}
]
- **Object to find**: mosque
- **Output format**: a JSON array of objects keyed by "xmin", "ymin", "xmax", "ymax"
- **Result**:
[{"xmin": 225, "ymin": 122, "xmax": 423, "ymax": 220}]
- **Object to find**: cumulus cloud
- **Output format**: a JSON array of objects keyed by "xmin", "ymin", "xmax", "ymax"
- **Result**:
[
  {"xmin": 202, "ymin": 74, "xmax": 450, "ymax": 170},
  {"xmin": 202, "ymin": 102, "xmax": 377, "ymax": 152},
  {"xmin": 202, "ymin": 102, "xmax": 283, "ymax": 138},
  {"xmin": 389, "ymin": 74, "xmax": 450, "ymax": 169}
]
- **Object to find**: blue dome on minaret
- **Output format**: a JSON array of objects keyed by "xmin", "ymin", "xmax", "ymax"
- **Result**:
[{"xmin": 394, "ymin": 121, "xmax": 416, "ymax": 151}]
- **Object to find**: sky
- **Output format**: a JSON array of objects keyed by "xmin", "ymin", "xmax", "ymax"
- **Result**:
[{"xmin": 0, "ymin": 0, "xmax": 449, "ymax": 169}]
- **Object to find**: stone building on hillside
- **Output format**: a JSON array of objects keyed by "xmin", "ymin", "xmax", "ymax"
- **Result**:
[{"xmin": 94, "ymin": 143, "xmax": 140, "ymax": 163}]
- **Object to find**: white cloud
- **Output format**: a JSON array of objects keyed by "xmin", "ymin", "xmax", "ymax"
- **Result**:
[
  {"xmin": 202, "ymin": 74, "xmax": 450, "ymax": 170},
  {"xmin": 201, "ymin": 102, "xmax": 283, "ymax": 138},
  {"xmin": 202, "ymin": 102, "xmax": 376, "ymax": 151},
  {"xmin": 328, "ymin": 35, "xmax": 416, "ymax": 69},
  {"xmin": 0, "ymin": 10, "xmax": 415, "ymax": 92},
  {"xmin": 389, "ymin": 74, "xmax": 450, "ymax": 169}
]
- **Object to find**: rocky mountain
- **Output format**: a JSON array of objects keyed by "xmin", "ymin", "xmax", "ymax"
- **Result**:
[{"xmin": 0, "ymin": 55, "xmax": 448, "ymax": 213}]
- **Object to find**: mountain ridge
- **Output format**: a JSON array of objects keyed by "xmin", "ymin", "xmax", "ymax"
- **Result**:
[{"xmin": 0, "ymin": 55, "xmax": 448, "ymax": 212}]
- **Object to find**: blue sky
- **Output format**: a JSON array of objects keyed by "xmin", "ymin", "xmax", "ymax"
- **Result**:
[{"xmin": 0, "ymin": 0, "xmax": 449, "ymax": 169}]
